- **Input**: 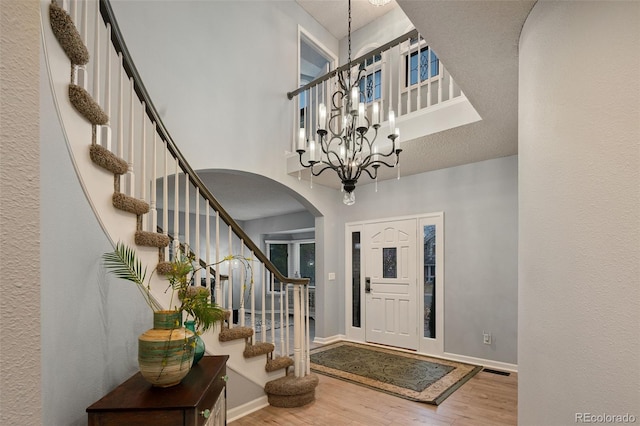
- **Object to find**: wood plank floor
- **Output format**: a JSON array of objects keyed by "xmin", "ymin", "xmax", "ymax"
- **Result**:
[{"xmin": 231, "ymin": 369, "xmax": 517, "ymax": 425}]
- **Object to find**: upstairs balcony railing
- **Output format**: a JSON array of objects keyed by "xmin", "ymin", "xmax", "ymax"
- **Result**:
[
  {"xmin": 288, "ymin": 29, "xmax": 463, "ymax": 155},
  {"xmin": 51, "ymin": 0, "xmax": 312, "ymax": 378}
]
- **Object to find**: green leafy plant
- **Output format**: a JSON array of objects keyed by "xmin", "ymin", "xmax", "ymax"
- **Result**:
[
  {"xmin": 103, "ymin": 242, "xmax": 226, "ymax": 333},
  {"xmin": 102, "ymin": 242, "xmax": 163, "ymax": 312}
]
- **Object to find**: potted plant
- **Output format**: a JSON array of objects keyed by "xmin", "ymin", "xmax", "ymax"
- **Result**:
[{"xmin": 102, "ymin": 242, "xmax": 225, "ymax": 387}]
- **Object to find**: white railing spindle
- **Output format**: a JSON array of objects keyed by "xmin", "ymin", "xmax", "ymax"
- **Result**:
[
  {"xmin": 173, "ymin": 158, "xmax": 179, "ymax": 257},
  {"xmin": 127, "ymin": 77, "xmax": 135, "ymax": 197},
  {"xmin": 162, "ymin": 140, "xmax": 169, "ymax": 258},
  {"xmin": 215, "ymin": 211, "xmax": 221, "ymax": 304},
  {"xmin": 139, "ymin": 103, "xmax": 147, "ymax": 230},
  {"xmin": 194, "ymin": 188, "xmax": 200, "ymax": 284},
  {"xmin": 149, "ymin": 124, "xmax": 157, "ymax": 234}
]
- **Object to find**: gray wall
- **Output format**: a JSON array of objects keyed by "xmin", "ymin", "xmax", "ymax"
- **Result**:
[
  {"xmin": 40, "ymin": 47, "xmax": 151, "ymax": 425},
  {"xmin": 519, "ymin": 2, "xmax": 640, "ymax": 424},
  {"xmin": 340, "ymin": 155, "xmax": 518, "ymax": 364}
]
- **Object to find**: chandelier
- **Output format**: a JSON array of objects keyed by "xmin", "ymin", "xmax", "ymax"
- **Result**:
[
  {"xmin": 296, "ymin": 0, "xmax": 401, "ymax": 205},
  {"xmin": 369, "ymin": 0, "xmax": 391, "ymax": 6}
]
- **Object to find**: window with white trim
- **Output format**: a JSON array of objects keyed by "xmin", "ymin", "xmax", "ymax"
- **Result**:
[
  {"xmin": 404, "ymin": 36, "xmax": 440, "ymax": 88},
  {"xmin": 358, "ymin": 53, "xmax": 383, "ymax": 104}
]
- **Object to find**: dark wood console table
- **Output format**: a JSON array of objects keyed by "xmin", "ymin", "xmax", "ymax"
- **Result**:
[{"xmin": 87, "ymin": 355, "xmax": 229, "ymax": 426}]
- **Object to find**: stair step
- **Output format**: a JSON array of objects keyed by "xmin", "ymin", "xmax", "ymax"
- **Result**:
[
  {"xmin": 90, "ymin": 144, "xmax": 128, "ymax": 175},
  {"xmin": 156, "ymin": 261, "xmax": 173, "ymax": 276},
  {"xmin": 219, "ymin": 327, "xmax": 253, "ymax": 342},
  {"xmin": 244, "ymin": 342, "xmax": 274, "ymax": 358},
  {"xmin": 264, "ymin": 374, "xmax": 319, "ymax": 408},
  {"xmin": 112, "ymin": 192, "xmax": 149, "ymax": 215},
  {"xmin": 49, "ymin": 2, "xmax": 89, "ymax": 66},
  {"xmin": 69, "ymin": 84, "xmax": 109, "ymax": 125},
  {"xmin": 265, "ymin": 356, "xmax": 294, "ymax": 373},
  {"xmin": 135, "ymin": 231, "xmax": 170, "ymax": 248}
]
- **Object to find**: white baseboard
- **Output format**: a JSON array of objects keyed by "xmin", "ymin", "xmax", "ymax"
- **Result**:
[
  {"xmin": 312, "ymin": 334, "xmax": 345, "ymax": 345},
  {"xmin": 442, "ymin": 352, "xmax": 518, "ymax": 373},
  {"xmin": 227, "ymin": 396, "xmax": 269, "ymax": 423}
]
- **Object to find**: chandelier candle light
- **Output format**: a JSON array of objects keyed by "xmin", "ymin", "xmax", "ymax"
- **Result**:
[{"xmin": 297, "ymin": 0, "xmax": 401, "ymax": 205}]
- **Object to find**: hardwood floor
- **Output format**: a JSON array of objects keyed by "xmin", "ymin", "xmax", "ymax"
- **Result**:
[{"xmin": 231, "ymin": 369, "xmax": 517, "ymax": 425}]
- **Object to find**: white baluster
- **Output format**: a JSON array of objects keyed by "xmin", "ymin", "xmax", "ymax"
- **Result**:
[
  {"xmin": 92, "ymin": 3, "xmax": 100, "ymax": 104},
  {"xmin": 150, "ymin": 124, "xmax": 157, "ymax": 234},
  {"xmin": 205, "ymin": 203, "xmax": 211, "ymax": 297},
  {"xmin": 239, "ymin": 240, "xmax": 245, "ymax": 327},
  {"xmin": 81, "ymin": 0, "xmax": 88, "ymax": 46},
  {"xmin": 227, "ymin": 227, "xmax": 233, "ymax": 318},
  {"xmin": 250, "ymin": 251, "xmax": 255, "ymax": 333},
  {"xmin": 261, "ymin": 267, "xmax": 266, "ymax": 343},
  {"xmin": 128, "ymin": 77, "xmax": 135, "ymax": 197},
  {"xmin": 437, "ymin": 54, "xmax": 443, "ymax": 104},
  {"xmin": 184, "ymin": 173, "xmax": 190, "ymax": 250},
  {"xmin": 280, "ymin": 285, "xmax": 285, "ymax": 356},
  {"xmin": 215, "ymin": 211, "xmax": 221, "ymax": 304},
  {"xmin": 285, "ymin": 283, "xmax": 289, "ymax": 357},
  {"xmin": 293, "ymin": 284, "xmax": 301, "ymax": 377},
  {"xmin": 99, "ymin": 23, "xmax": 112, "ymax": 150},
  {"xmin": 173, "ymin": 158, "xmax": 179, "ymax": 258},
  {"xmin": 140, "ymin": 104, "xmax": 147, "ymax": 231},
  {"xmin": 449, "ymin": 68, "xmax": 454, "ymax": 100},
  {"xmin": 270, "ymin": 274, "xmax": 275, "ymax": 346},
  {"xmin": 397, "ymin": 43, "xmax": 402, "ymax": 118},
  {"xmin": 117, "ymin": 53, "xmax": 124, "ymax": 193},
  {"xmin": 406, "ymin": 40, "xmax": 412, "ymax": 114},
  {"xmin": 417, "ymin": 39, "xmax": 422, "ymax": 110},
  {"xmin": 427, "ymin": 46, "xmax": 432, "ymax": 108},
  {"xmin": 305, "ymin": 284, "xmax": 310, "ymax": 374},
  {"xmin": 162, "ymin": 143, "xmax": 168, "ymax": 258},
  {"xmin": 194, "ymin": 188, "xmax": 200, "ymax": 285}
]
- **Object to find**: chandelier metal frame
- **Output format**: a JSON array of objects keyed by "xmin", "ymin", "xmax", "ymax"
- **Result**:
[{"xmin": 296, "ymin": 0, "xmax": 401, "ymax": 205}]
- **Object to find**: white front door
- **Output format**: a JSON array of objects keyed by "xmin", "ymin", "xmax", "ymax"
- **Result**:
[{"xmin": 364, "ymin": 218, "xmax": 418, "ymax": 350}]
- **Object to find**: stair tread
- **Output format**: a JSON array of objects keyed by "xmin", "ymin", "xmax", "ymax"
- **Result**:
[
  {"xmin": 49, "ymin": 2, "xmax": 89, "ymax": 65},
  {"xmin": 69, "ymin": 84, "xmax": 109, "ymax": 125},
  {"xmin": 219, "ymin": 326, "xmax": 253, "ymax": 342},
  {"xmin": 265, "ymin": 356, "xmax": 294, "ymax": 372},
  {"xmin": 135, "ymin": 231, "xmax": 170, "ymax": 248},
  {"xmin": 243, "ymin": 342, "xmax": 275, "ymax": 359},
  {"xmin": 90, "ymin": 144, "xmax": 128, "ymax": 175},
  {"xmin": 112, "ymin": 193, "xmax": 149, "ymax": 215}
]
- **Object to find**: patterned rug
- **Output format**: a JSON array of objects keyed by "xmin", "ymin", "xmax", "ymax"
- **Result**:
[{"xmin": 309, "ymin": 341, "xmax": 482, "ymax": 405}]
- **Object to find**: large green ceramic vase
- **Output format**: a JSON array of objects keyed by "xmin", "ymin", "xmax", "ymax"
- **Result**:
[{"xmin": 138, "ymin": 310, "xmax": 195, "ymax": 387}]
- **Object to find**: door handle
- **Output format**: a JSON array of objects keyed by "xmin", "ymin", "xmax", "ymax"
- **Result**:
[{"xmin": 365, "ymin": 277, "xmax": 371, "ymax": 293}]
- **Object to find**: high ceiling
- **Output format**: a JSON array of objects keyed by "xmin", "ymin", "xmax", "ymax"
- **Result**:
[
  {"xmin": 207, "ymin": 1, "xmax": 535, "ymax": 222},
  {"xmin": 295, "ymin": 0, "xmax": 399, "ymax": 39}
]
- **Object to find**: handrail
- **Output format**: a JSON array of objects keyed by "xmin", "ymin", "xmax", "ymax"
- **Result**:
[
  {"xmin": 287, "ymin": 29, "xmax": 418, "ymax": 100},
  {"xmin": 99, "ymin": 0, "xmax": 309, "ymax": 287}
]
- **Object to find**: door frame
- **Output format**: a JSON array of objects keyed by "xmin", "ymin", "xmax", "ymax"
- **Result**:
[{"xmin": 345, "ymin": 212, "xmax": 444, "ymax": 356}]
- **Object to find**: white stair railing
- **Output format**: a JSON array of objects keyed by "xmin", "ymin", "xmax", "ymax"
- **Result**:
[{"xmin": 48, "ymin": 0, "xmax": 311, "ymax": 379}]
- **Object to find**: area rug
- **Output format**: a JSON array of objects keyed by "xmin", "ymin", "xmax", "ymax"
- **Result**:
[{"xmin": 309, "ymin": 341, "xmax": 482, "ymax": 405}]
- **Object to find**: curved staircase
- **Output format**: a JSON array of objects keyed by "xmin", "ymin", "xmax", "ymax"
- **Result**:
[{"xmin": 44, "ymin": 0, "xmax": 317, "ymax": 411}]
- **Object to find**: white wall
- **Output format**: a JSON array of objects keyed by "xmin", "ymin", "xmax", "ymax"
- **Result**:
[
  {"xmin": 341, "ymin": 155, "xmax": 519, "ymax": 364},
  {"xmin": 519, "ymin": 2, "xmax": 640, "ymax": 424}
]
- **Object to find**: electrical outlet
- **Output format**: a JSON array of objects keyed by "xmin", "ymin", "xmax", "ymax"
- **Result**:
[{"xmin": 483, "ymin": 331, "xmax": 492, "ymax": 345}]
